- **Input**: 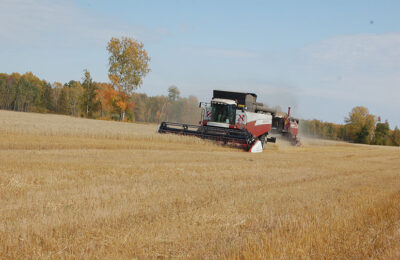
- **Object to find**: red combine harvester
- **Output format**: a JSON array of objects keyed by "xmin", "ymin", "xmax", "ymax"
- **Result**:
[
  {"xmin": 271, "ymin": 107, "xmax": 301, "ymax": 146},
  {"xmin": 158, "ymin": 90, "xmax": 300, "ymax": 152}
]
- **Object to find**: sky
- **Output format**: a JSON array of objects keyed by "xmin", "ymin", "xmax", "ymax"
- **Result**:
[{"xmin": 1, "ymin": 0, "xmax": 400, "ymax": 127}]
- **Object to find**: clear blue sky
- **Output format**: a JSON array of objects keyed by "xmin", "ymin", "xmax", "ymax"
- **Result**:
[{"xmin": 1, "ymin": 0, "xmax": 400, "ymax": 126}]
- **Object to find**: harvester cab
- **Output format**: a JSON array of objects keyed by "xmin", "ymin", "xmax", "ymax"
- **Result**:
[{"xmin": 204, "ymin": 98, "xmax": 237, "ymax": 126}]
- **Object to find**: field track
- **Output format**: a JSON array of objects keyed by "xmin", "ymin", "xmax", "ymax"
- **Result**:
[{"xmin": 1, "ymin": 110, "xmax": 399, "ymax": 258}]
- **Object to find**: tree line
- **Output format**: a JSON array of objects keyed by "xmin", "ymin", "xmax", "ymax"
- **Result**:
[
  {"xmin": 1, "ymin": 71, "xmax": 398, "ymax": 146},
  {"xmin": 0, "ymin": 71, "xmax": 201, "ymax": 124},
  {"xmin": 300, "ymin": 106, "xmax": 400, "ymax": 146}
]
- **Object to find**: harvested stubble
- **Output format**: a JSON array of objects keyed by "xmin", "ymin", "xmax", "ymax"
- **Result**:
[{"xmin": 0, "ymin": 110, "xmax": 399, "ymax": 259}]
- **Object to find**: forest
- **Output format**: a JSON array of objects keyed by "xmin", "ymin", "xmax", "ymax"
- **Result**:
[
  {"xmin": 0, "ymin": 71, "xmax": 399, "ymax": 146},
  {"xmin": 0, "ymin": 71, "xmax": 201, "ymax": 125}
]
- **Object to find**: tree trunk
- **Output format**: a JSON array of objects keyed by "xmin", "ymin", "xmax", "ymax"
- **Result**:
[{"xmin": 121, "ymin": 110, "xmax": 125, "ymax": 121}]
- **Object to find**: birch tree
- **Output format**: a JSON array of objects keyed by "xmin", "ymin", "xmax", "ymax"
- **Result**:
[{"xmin": 107, "ymin": 36, "xmax": 151, "ymax": 120}]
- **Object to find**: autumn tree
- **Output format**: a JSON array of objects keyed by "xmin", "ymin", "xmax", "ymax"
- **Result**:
[
  {"xmin": 107, "ymin": 36, "xmax": 151, "ymax": 120},
  {"xmin": 52, "ymin": 82, "xmax": 63, "ymax": 113},
  {"xmin": 392, "ymin": 127, "xmax": 400, "ymax": 146},
  {"xmin": 81, "ymin": 70, "xmax": 98, "ymax": 118},
  {"xmin": 58, "ymin": 87, "xmax": 69, "ymax": 115},
  {"xmin": 345, "ymin": 106, "xmax": 376, "ymax": 144},
  {"xmin": 65, "ymin": 81, "xmax": 83, "ymax": 116},
  {"xmin": 57, "ymin": 81, "xmax": 84, "ymax": 116},
  {"xmin": 373, "ymin": 121, "xmax": 392, "ymax": 145},
  {"xmin": 132, "ymin": 93, "xmax": 148, "ymax": 122},
  {"xmin": 42, "ymin": 82, "xmax": 54, "ymax": 112},
  {"xmin": 95, "ymin": 82, "xmax": 116, "ymax": 118},
  {"xmin": 0, "ymin": 74, "xmax": 7, "ymax": 108},
  {"xmin": 0, "ymin": 73, "xmax": 19, "ymax": 110},
  {"xmin": 115, "ymin": 91, "xmax": 135, "ymax": 121},
  {"xmin": 14, "ymin": 72, "xmax": 42, "ymax": 112}
]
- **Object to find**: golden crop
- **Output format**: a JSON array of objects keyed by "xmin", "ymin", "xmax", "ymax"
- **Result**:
[{"xmin": 0, "ymin": 110, "xmax": 399, "ymax": 258}]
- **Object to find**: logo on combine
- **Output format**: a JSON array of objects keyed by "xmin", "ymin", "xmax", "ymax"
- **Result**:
[{"xmin": 238, "ymin": 114, "xmax": 245, "ymax": 124}]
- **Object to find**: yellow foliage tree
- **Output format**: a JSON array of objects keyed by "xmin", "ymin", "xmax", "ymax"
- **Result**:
[
  {"xmin": 107, "ymin": 37, "xmax": 151, "ymax": 120},
  {"xmin": 345, "ymin": 106, "xmax": 376, "ymax": 144}
]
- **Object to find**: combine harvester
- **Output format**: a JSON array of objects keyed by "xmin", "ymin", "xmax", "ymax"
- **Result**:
[
  {"xmin": 158, "ymin": 90, "xmax": 300, "ymax": 153},
  {"xmin": 271, "ymin": 107, "xmax": 301, "ymax": 146}
]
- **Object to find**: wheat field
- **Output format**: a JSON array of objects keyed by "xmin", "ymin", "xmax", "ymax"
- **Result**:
[{"xmin": 0, "ymin": 110, "xmax": 399, "ymax": 259}]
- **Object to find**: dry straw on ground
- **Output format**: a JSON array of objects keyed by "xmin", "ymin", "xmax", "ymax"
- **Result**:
[{"xmin": 0, "ymin": 110, "xmax": 399, "ymax": 258}]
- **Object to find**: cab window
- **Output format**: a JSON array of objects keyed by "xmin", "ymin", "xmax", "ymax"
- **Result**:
[{"xmin": 211, "ymin": 103, "xmax": 236, "ymax": 124}]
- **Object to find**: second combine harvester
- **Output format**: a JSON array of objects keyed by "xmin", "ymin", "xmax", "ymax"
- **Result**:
[{"xmin": 158, "ymin": 90, "xmax": 300, "ymax": 153}]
